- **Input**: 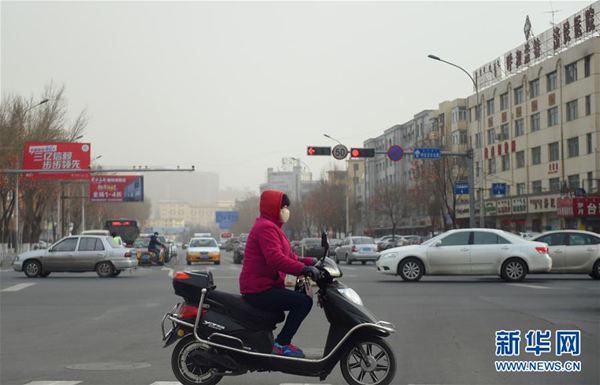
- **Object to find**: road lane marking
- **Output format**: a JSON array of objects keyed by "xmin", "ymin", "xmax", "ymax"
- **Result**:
[
  {"xmin": 161, "ymin": 267, "xmax": 170, "ymax": 271},
  {"xmin": 24, "ymin": 382, "xmax": 82, "ymax": 385},
  {"xmin": 150, "ymin": 383, "xmax": 180, "ymax": 385},
  {"xmin": 1, "ymin": 283, "xmax": 36, "ymax": 292},
  {"xmin": 228, "ymin": 266, "xmax": 241, "ymax": 270},
  {"xmin": 1, "ymin": 268, "xmax": 13, "ymax": 272},
  {"xmin": 343, "ymin": 266, "xmax": 356, "ymax": 270},
  {"xmin": 508, "ymin": 283, "xmax": 551, "ymax": 290}
]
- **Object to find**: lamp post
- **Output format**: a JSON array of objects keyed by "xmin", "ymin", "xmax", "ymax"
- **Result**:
[
  {"xmin": 428, "ymin": 54, "xmax": 482, "ymax": 228},
  {"xmin": 14, "ymin": 99, "xmax": 50, "ymax": 253}
]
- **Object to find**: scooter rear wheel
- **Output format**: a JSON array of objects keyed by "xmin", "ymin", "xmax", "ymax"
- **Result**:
[
  {"xmin": 340, "ymin": 336, "xmax": 397, "ymax": 385},
  {"xmin": 171, "ymin": 335, "xmax": 223, "ymax": 385}
]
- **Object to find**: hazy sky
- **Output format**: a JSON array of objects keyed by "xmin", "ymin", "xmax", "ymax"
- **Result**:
[{"xmin": 1, "ymin": 1, "xmax": 589, "ymax": 192}]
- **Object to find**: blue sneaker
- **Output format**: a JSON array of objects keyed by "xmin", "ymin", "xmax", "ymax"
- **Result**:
[{"xmin": 271, "ymin": 342, "xmax": 305, "ymax": 358}]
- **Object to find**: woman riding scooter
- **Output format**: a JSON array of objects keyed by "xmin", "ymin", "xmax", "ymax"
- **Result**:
[{"xmin": 239, "ymin": 190, "xmax": 320, "ymax": 358}]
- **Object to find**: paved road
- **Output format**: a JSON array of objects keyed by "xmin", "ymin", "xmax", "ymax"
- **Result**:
[{"xmin": 1, "ymin": 251, "xmax": 599, "ymax": 385}]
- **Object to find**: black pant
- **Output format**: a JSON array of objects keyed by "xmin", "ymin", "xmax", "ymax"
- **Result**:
[{"xmin": 243, "ymin": 288, "xmax": 313, "ymax": 346}]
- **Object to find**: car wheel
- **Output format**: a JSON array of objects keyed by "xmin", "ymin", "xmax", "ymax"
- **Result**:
[
  {"xmin": 112, "ymin": 270, "xmax": 121, "ymax": 277},
  {"xmin": 592, "ymin": 259, "xmax": 600, "ymax": 279},
  {"xmin": 96, "ymin": 262, "xmax": 115, "ymax": 278},
  {"xmin": 214, "ymin": 261, "xmax": 220, "ymax": 265},
  {"xmin": 24, "ymin": 260, "xmax": 42, "ymax": 278},
  {"xmin": 398, "ymin": 258, "xmax": 424, "ymax": 282},
  {"xmin": 40, "ymin": 271, "xmax": 51, "ymax": 278},
  {"xmin": 501, "ymin": 259, "xmax": 527, "ymax": 282}
]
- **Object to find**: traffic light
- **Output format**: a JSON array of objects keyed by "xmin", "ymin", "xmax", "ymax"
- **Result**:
[
  {"xmin": 350, "ymin": 148, "xmax": 375, "ymax": 158},
  {"xmin": 307, "ymin": 146, "xmax": 331, "ymax": 156}
]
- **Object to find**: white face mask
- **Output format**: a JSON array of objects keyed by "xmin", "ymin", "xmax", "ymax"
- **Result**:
[{"xmin": 280, "ymin": 208, "xmax": 290, "ymax": 223}]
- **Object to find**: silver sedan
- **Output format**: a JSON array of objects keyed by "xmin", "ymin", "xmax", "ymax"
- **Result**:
[
  {"xmin": 530, "ymin": 230, "xmax": 600, "ymax": 278},
  {"xmin": 13, "ymin": 235, "xmax": 138, "ymax": 278},
  {"xmin": 334, "ymin": 236, "xmax": 379, "ymax": 265}
]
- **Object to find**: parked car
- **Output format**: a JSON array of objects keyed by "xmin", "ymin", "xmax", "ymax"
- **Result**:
[
  {"xmin": 335, "ymin": 236, "xmax": 379, "ymax": 265},
  {"xmin": 376, "ymin": 235, "xmax": 398, "ymax": 251},
  {"xmin": 328, "ymin": 239, "xmax": 343, "ymax": 258},
  {"xmin": 225, "ymin": 237, "xmax": 239, "ymax": 252},
  {"xmin": 529, "ymin": 230, "xmax": 600, "ymax": 279},
  {"xmin": 300, "ymin": 237, "xmax": 325, "ymax": 258},
  {"xmin": 13, "ymin": 235, "xmax": 138, "ymax": 278},
  {"xmin": 519, "ymin": 232, "xmax": 541, "ymax": 239},
  {"xmin": 132, "ymin": 237, "xmax": 165, "ymax": 265},
  {"xmin": 233, "ymin": 233, "xmax": 249, "ymax": 264},
  {"xmin": 402, "ymin": 235, "xmax": 421, "ymax": 245},
  {"xmin": 186, "ymin": 237, "xmax": 221, "ymax": 265},
  {"xmin": 376, "ymin": 228, "xmax": 552, "ymax": 282},
  {"xmin": 291, "ymin": 240, "xmax": 302, "ymax": 255}
]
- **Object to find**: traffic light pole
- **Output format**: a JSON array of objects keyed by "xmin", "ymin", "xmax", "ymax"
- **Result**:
[{"xmin": 374, "ymin": 149, "xmax": 476, "ymax": 228}]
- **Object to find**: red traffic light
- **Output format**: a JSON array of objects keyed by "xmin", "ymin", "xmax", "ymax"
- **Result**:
[{"xmin": 350, "ymin": 148, "xmax": 375, "ymax": 158}]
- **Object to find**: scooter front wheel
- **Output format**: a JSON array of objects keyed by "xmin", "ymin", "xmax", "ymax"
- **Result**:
[
  {"xmin": 340, "ymin": 336, "xmax": 397, "ymax": 385},
  {"xmin": 171, "ymin": 335, "xmax": 223, "ymax": 385}
]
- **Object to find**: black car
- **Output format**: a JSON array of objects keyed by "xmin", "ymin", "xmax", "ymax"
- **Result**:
[
  {"xmin": 328, "ymin": 239, "xmax": 342, "ymax": 258},
  {"xmin": 300, "ymin": 238, "xmax": 325, "ymax": 258}
]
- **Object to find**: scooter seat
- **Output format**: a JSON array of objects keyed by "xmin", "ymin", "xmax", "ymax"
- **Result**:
[{"xmin": 207, "ymin": 290, "xmax": 285, "ymax": 330}]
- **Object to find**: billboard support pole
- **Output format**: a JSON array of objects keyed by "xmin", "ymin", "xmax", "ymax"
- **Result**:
[{"xmin": 15, "ymin": 174, "xmax": 19, "ymax": 253}]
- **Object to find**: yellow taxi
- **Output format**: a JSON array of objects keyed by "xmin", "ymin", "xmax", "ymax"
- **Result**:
[{"xmin": 186, "ymin": 237, "xmax": 221, "ymax": 265}]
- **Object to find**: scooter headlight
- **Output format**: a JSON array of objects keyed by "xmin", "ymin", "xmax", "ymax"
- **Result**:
[
  {"xmin": 382, "ymin": 252, "xmax": 399, "ymax": 260},
  {"xmin": 337, "ymin": 288, "xmax": 363, "ymax": 306}
]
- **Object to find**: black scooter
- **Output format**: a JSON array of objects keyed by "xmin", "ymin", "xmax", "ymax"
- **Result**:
[{"xmin": 161, "ymin": 232, "xmax": 397, "ymax": 385}]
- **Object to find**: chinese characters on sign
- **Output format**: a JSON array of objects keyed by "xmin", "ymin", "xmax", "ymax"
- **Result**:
[
  {"xmin": 23, "ymin": 142, "xmax": 91, "ymax": 179},
  {"xmin": 475, "ymin": 3, "xmax": 599, "ymax": 90},
  {"xmin": 557, "ymin": 197, "xmax": 600, "ymax": 217},
  {"xmin": 90, "ymin": 176, "xmax": 144, "ymax": 203},
  {"xmin": 495, "ymin": 330, "xmax": 581, "ymax": 357}
]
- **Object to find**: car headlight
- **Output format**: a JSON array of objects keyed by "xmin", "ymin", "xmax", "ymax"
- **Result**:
[
  {"xmin": 338, "ymin": 288, "xmax": 363, "ymax": 306},
  {"xmin": 382, "ymin": 252, "xmax": 399, "ymax": 260}
]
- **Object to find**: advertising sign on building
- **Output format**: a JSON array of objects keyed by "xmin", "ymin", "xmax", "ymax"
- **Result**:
[
  {"xmin": 23, "ymin": 142, "xmax": 91, "ymax": 179},
  {"xmin": 90, "ymin": 176, "xmax": 144, "ymax": 203},
  {"xmin": 484, "ymin": 201, "xmax": 497, "ymax": 216},
  {"xmin": 496, "ymin": 199, "xmax": 512, "ymax": 215},
  {"xmin": 511, "ymin": 198, "xmax": 528, "ymax": 214},
  {"xmin": 558, "ymin": 197, "xmax": 600, "ymax": 217},
  {"xmin": 528, "ymin": 194, "xmax": 560, "ymax": 213}
]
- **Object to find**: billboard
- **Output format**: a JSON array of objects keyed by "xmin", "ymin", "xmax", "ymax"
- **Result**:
[
  {"xmin": 23, "ymin": 142, "xmax": 91, "ymax": 179},
  {"xmin": 90, "ymin": 176, "xmax": 144, "ymax": 203}
]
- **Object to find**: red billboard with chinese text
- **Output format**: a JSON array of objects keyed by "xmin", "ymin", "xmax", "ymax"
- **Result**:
[
  {"xmin": 557, "ymin": 197, "xmax": 600, "ymax": 217},
  {"xmin": 90, "ymin": 176, "xmax": 144, "ymax": 203},
  {"xmin": 23, "ymin": 142, "xmax": 91, "ymax": 179}
]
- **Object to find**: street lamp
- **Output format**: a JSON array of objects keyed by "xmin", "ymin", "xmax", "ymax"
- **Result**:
[
  {"xmin": 322, "ymin": 134, "xmax": 352, "ymax": 236},
  {"xmin": 323, "ymin": 134, "xmax": 343, "ymax": 146},
  {"xmin": 428, "ymin": 54, "xmax": 483, "ymax": 228}
]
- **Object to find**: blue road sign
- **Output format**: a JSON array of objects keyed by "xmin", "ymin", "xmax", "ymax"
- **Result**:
[
  {"xmin": 413, "ymin": 147, "xmax": 441, "ymax": 159},
  {"xmin": 387, "ymin": 145, "xmax": 404, "ymax": 161},
  {"xmin": 454, "ymin": 182, "xmax": 469, "ymax": 195},
  {"xmin": 492, "ymin": 183, "xmax": 507, "ymax": 195},
  {"xmin": 216, "ymin": 211, "xmax": 239, "ymax": 223}
]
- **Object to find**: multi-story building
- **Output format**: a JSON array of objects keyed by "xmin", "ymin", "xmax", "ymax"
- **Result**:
[
  {"xmin": 462, "ymin": 32, "xmax": 600, "ymax": 232},
  {"xmin": 260, "ymin": 159, "xmax": 313, "ymax": 202}
]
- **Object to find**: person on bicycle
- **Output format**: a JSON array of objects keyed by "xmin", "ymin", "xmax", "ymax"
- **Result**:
[
  {"xmin": 239, "ymin": 190, "xmax": 320, "ymax": 358},
  {"xmin": 148, "ymin": 232, "xmax": 165, "ymax": 264}
]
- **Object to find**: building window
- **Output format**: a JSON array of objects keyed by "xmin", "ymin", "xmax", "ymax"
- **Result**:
[
  {"xmin": 548, "ymin": 107, "xmax": 559, "ymax": 126},
  {"xmin": 530, "ymin": 113, "xmax": 540, "ymax": 132},
  {"xmin": 566, "ymin": 100, "xmax": 578, "ymax": 121},
  {"xmin": 517, "ymin": 183, "xmax": 526, "ymax": 195},
  {"xmin": 566, "ymin": 62, "xmax": 578, "ymax": 84},
  {"xmin": 532, "ymin": 181, "xmax": 542, "ymax": 193},
  {"xmin": 568, "ymin": 137, "xmax": 579, "ymax": 158},
  {"xmin": 475, "ymin": 133, "xmax": 480, "ymax": 148},
  {"xmin": 529, "ymin": 78, "xmax": 540, "ymax": 98},
  {"xmin": 549, "ymin": 177, "xmax": 560, "ymax": 192},
  {"xmin": 585, "ymin": 55, "xmax": 591, "ymax": 77},
  {"xmin": 502, "ymin": 154, "xmax": 510, "ymax": 171},
  {"xmin": 549, "ymin": 142, "xmax": 559, "ymax": 161},
  {"xmin": 488, "ymin": 128, "xmax": 496, "ymax": 145},
  {"xmin": 487, "ymin": 99, "xmax": 495, "ymax": 115},
  {"xmin": 488, "ymin": 158, "xmax": 496, "ymax": 174},
  {"xmin": 587, "ymin": 133, "xmax": 593, "ymax": 154},
  {"xmin": 532, "ymin": 147, "xmax": 541, "ymax": 165},
  {"xmin": 514, "ymin": 86, "xmax": 524, "ymax": 105},
  {"xmin": 547, "ymin": 71, "xmax": 557, "ymax": 91},
  {"xmin": 501, "ymin": 93, "xmax": 509, "ymax": 110},
  {"xmin": 476, "ymin": 161, "xmax": 479, "ymax": 178},
  {"xmin": 569, "ymin": 174, "xmax": 580, "ymax": 190},
  {"xmin": 516, "ymin": 150, "xmax": 525, "ymax": 168},
  {"xmin": 515, "ymin": 119, "xmax": 524, "ymax": 137},
  {"xmin": 501, "ymin": 123, "xmax": 510, "ymax": 140},
  {"xmin": 586, "ymin": 95, "xmax": 592, "ymax": 116}
]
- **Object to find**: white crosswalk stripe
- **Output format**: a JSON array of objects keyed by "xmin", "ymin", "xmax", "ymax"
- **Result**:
[
  {"xmin": 24, "ymin": 382, "xmax": 82, "ymax": 385},
  {"xmin": 1, "ymin": 283, "xmax": 36, "ymax": 292}
]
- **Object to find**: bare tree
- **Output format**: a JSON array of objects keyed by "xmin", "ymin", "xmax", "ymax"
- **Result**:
[{"xmin": 370, "ymin": 182, "xmax": 406, "ymax": 240}]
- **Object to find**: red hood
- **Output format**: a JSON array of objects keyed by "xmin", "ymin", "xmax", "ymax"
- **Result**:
[{"xmin": 260, "ymin": 190, "xmax": 283, "ymax": 221}]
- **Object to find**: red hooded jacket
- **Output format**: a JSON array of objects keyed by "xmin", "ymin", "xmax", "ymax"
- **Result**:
[{"xmin": 239, "ymin": 190, "xmax": 314, "ymax": 294}]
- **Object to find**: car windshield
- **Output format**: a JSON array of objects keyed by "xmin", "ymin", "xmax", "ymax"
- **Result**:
[
  {"xmin": 239, "ymin": 234, "xmax": 249, "ymax": 242},
  {"xmin": 352, "ymin": 237, "xmax": 375, "ymax": 245},
  {"xmin": 190, "ymin": 238, "xmax": 218, "ymax": 248},
  {"xmin": 133, "ymin": 239, "xmax": 150, "ymax": 248}
]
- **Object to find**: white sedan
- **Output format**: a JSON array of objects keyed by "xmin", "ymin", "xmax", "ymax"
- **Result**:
[
  {"xmin": 14, "ymin": 235, "xmax": 138, "ymax": 278},
  {"xmin": 376, "ymin": 228, "xmax": 552, "ymax": 282}
]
